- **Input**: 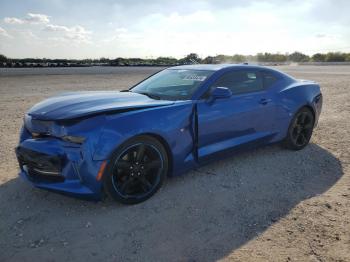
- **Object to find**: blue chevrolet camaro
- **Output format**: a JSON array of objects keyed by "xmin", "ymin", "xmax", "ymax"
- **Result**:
[{"xmin": 16, "ymin": 64, "xmax": 322, "ymax": 204}]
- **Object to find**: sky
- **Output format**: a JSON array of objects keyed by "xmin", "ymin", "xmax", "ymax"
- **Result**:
[{"xmin": 0, "ymin": 0, "xmax": 349, "ymax": 59}]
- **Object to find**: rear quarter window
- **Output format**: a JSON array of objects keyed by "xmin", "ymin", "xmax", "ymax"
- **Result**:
[
  {"xmin": 212, "ymin": 70, "xmax": 264, "ymax": 94},
  {"xmin": 261, "ymin": 71, "xmax": 278, "ymax": 89}
]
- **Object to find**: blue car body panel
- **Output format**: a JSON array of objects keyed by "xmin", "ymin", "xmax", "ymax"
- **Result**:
[
  {"xmin": 28, "ymin": 91, "xmax": 175, "ymax": 120},
  {"xmin": 16, "ymin": 64, "xmax": 323, "ymax": 200}
]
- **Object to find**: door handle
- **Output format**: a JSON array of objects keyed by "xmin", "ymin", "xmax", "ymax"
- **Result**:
[{"xmin": 259, "ymin": 98, "xmax": 272, "ymax": 105}]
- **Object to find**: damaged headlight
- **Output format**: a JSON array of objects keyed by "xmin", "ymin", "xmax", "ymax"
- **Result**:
[{"xmin": 24, "ymin": 114, "xmax": 105, "ymax": 145}]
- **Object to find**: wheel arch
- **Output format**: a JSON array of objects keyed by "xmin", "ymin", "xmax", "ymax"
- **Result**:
[
  {"xmin": 297, "ymin": 104, "xmax": 316, "ymax": 124},
  {"xmin": 141, "ymin": 132, "xmax": 173, "ymax": 176},
  {"xmin": 283, "ymin": 104, "xmax": 316, "ymax": 150},
  {"xmin": 104, "ymin": 132, "xmax": 174, "ymax": 178}
]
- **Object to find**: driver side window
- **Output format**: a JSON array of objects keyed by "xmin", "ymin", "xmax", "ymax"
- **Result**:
[{"xmin": 212, "ymin": 70, "xmax": 264, "ymax": 94}]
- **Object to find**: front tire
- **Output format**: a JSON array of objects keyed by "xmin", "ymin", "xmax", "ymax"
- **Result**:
[
  {"xmin": 104, "ymin": 135, "xmax": 168, "ymax": 204},
  {"xmin": 283, "ymin": 107, "xmax": 315, "ymax": 150}
]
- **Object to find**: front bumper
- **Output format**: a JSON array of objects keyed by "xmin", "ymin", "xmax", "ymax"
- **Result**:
[{"xmin": 16, "ymin": 137, "xmax": 105, "ymax": 200}]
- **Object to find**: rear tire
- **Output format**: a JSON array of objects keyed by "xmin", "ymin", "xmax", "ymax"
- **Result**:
[
  {"xmin": 283, "ymin": 107, "xmax": 315, "ymax": 150},
  {"xmin": 104, "ymin": 135, "xmax": 168, "ymax": 204}
]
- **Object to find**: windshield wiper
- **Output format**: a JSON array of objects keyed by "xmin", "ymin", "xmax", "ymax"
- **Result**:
[{"xmin": 137, "ymin": 92, "xmax": 161, "ymax": 100}]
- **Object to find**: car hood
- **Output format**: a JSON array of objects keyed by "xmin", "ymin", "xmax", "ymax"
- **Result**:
[{"xmin": 28, "ymin": 91, "xmax": 174, "ymax": 120}]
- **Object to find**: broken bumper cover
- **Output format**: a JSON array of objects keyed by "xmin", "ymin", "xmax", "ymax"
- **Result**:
[{"xmin": 16, "ymin": 138, "xmax": 104, "ymax": 200}]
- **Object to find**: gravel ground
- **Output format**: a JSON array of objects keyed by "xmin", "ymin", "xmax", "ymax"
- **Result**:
[{"xmin": 0, "ymin": 66, "xmax": 349, "ymax": 262}]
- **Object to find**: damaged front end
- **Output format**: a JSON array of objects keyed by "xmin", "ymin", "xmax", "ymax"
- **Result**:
[
  {"xmin": 16, "ymin": 146, "xmax": 63, "ymax": 183},
  {"xmin": 15, "ymin": 114, "xmax": 107, "ymax": 200},
  {"xmin": 15, "ymin": 90, "xmax": 180, "ymax": 200}
]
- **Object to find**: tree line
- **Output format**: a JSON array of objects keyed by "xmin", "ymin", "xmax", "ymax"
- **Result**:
[{"xmin": 1, "ymin": 52, "xmax": 350, "ymax": 67}]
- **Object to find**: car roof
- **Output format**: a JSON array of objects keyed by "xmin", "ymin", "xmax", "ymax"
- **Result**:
[
  {"xmin": 168, "ymin": 63, "xmax": 294, "ymax": 80},
  {"xmin": 168, "ymin": 63, "xmax": 269, "ymax": 71}
]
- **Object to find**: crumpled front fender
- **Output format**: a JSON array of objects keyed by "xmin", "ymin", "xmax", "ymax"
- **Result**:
[{"xmin": 92, "ymin": 102, "xmax": 196, "ymax": 176}]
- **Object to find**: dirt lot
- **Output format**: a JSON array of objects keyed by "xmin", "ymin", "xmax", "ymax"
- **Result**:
[{"xmin": 0, "ymin": 66, "xmax": 349, "ymax": 262}]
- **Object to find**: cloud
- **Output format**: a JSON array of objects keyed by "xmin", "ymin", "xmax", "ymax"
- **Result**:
[
  {"xmin": 98, "ymin": 1, "xmax": 350, "ymax": 57},
  {"xmin": 2, "ymin": 0, "xmax": 350, "ymax": 58},
  {"xmin": 20, "ymin": 30, "xmax": 38, "ymax": 39},
  {"xmin": 44, "ymin": 24, "xmax": 92, "ymax": 43},
  {"xmin": 4, "ymin": 17, "xmax": 25, "ymax": 24},
  {"xmin": 25, "ymin": 13, "xmax": 50, "ymax": 24},
  {"xmin": 0, "ymin": 26, "xmax": 12, "ymax": 38},
  {"xmin": 165, "ymin": 11, "xmax": 214, "ymax": 25},
  {"xmin": 115, "ymin": 27, "xmax": 128, "ymax": 33},
  {"xmin": 44, "ymin": 24, "xmax": 70, "ymax": 32},
  {"xmin": 4, "ymin": 13, "xmax": 50, "ymax": 25}
]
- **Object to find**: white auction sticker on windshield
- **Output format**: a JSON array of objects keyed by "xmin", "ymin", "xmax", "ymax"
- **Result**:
[{"xmin": 183, "ymin": 75, "xmax": 207, "ymax": 81}]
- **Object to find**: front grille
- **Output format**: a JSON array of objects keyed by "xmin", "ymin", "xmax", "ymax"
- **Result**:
[{"xmin": 16, "ymin": 147, "xmax": 65, "ymax": 183}]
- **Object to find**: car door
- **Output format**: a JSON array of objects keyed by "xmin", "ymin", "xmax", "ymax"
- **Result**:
[{"xmin": 196, "ymin": 69, "xmax": 278, "ymax": 159}]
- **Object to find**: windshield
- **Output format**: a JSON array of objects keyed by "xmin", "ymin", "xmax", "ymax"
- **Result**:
[{"xmin": 131, "ymin": 69, "xmax": 214, "ymax": 100}]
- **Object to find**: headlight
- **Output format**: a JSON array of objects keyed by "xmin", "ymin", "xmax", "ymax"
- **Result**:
[{"xmin": 61, "ymin": 135, "xmax": 86, "ymax": 144}]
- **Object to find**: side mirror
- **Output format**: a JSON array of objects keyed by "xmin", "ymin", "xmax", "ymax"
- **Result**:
[{"xmin": 210, "ymin": 87, "xmax": 232, "ymax": 99}]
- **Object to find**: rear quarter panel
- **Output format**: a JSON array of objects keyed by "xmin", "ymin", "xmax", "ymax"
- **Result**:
[{"xmin": 275, "ymin": 80, "xmax": 322, "ymax": 139}]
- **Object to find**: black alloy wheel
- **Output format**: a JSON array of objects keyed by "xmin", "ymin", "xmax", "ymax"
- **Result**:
[
  {"xmin": 104, "ymin": 136, "xmax": 168, "ymax": 204},
  {"xmin": 284, "ymin": 107, "xmax": 315, "ymax": 150}
]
